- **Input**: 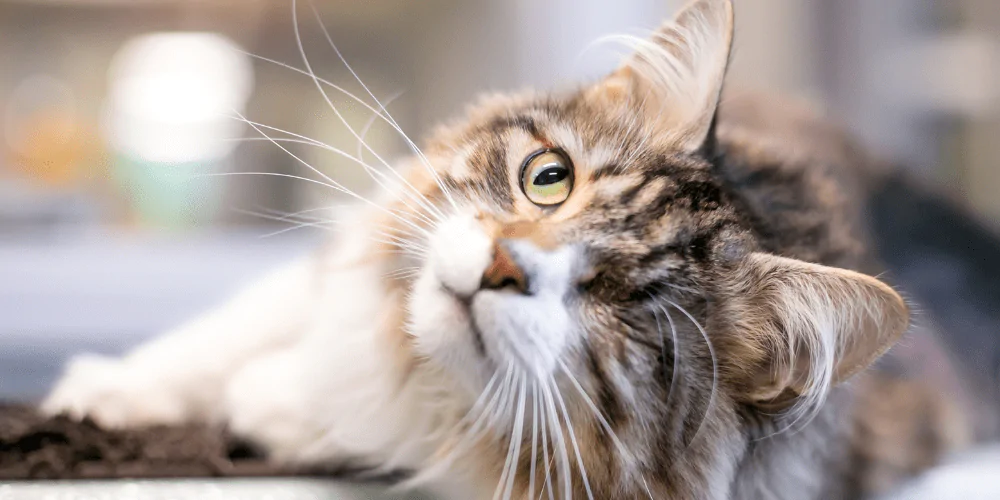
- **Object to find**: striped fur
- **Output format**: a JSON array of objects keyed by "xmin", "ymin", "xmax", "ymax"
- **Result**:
[{"xmin": 43, "ymin": 1, "xmax": 973, "ymax": 498}]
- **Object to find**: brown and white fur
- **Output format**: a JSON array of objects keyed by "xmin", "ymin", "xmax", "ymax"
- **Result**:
[{"xmin": 42, "ymin": 1, "xmax": 976, "ymax": 498}]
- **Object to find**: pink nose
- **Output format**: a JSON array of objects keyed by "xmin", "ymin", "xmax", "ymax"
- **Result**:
[{"xmin": 480, "ymin": 241, "xmax": 529, "ymax": 294}]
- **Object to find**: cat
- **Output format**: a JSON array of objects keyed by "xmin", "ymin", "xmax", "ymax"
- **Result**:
[{"xmin": 40, "ymin": 0, "xmax": 980, "ymax": 498}]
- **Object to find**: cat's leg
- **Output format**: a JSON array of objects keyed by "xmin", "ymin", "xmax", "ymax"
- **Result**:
[
  {"xmin": 41, "ymin": 255, "xmax": 320, "ymax": 428},
  {"xmin": 220, "ymin": 261, "xmax": 434, "ymax": 468}
]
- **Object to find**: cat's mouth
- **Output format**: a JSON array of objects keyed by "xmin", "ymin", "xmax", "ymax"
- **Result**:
[
  {"xmin": 437, "ymin": 283, "xmax": 489, "ymax": 359},
  {"xmin": 406, "ymin": 214, "xmax": 577, "ymax": 380},
  {"xmin": 444, "ymin": 280, "xmax": 571, "ymax": 377}
]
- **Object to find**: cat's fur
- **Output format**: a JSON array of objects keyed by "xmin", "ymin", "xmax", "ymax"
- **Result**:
[{"xmin": 42, "ymin": 1, "xmax": 976, "ymax": 498}]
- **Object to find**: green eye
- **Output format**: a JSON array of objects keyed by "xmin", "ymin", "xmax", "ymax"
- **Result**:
[{"xmin": 520, "ymin": 149, "xmax": 574, "ymax": 206}]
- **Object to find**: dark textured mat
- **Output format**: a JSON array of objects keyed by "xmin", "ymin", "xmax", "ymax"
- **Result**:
[{"xmin": 0, "ymin": 404, "xmax": 281, "ymax": 480}]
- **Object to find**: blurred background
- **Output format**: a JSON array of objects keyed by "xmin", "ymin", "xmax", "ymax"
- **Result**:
[{"xmin": 1, "ymin": 0, "xmax": 999, "ymax": 400}]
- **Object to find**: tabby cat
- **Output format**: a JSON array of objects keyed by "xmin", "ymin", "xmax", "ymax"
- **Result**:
[{"xmin": 42, "ymin": 0, "xmax": 977, "ymax": 498}]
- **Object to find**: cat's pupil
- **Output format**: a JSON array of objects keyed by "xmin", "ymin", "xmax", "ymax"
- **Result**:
[{"xmin": 533, "ymin": 167, "xmax": 568, "ymax": 186}]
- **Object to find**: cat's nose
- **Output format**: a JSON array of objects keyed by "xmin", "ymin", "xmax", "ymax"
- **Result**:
[{"xmin": 480, "ymin": 240, "xmax": 530, "ymax": 294}]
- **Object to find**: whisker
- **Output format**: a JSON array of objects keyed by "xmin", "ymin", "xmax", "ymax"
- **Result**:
[
  {"xmin": 557, "ymin": 361, "xmax": 662, "ymax": 498},
  {"xmin": 233, "ymin": 112, "xmax": 433, "ymax": 239},
  {"xmin": 556, "ymin": 361, "xmax": 629, "ymax": 459},
  {"xmin": 539, "ymin": 382, "xmax": 556, "ymax": 500},
  {"xmin": 651, "ymin": 301, "xmax": 682, "ymax": 412},
  {"xmin": 234, "ymin": 207, "xmax": 428, "ymax": 256},
  {"xmin": 640, "ymin": 476, "xmax": 655, "ymax": 500},
  {"xmin": 383, "ymin": 270, "xmax": 422, "ymax": 282},
  {"xmin": 238, "ymin": 49, "xmax": 454, "ymax": 219},
  {"xmin": 529, "ymin": 380, "xmax": 540, "ymax": 500},
  {"xmin": 667, "ymin": 300, "xmax": 718, "ymax": 448},
  {"xmin": 497, "ymin": 371, "xmax": 528, "ymax": 500},
  {"xmin": 550, "ymin": 375, "xmax": 594, "ymax": 500},
  {"xmin": 540, "ymin": 380, "xmax": 572, "ymax": 500},
  {"xmin": 200, "ymin": 171, "xmax": 343, "ymax": 193},
  {"xmin": 371, "ymin": 230, "xmax": 428, "ymax": 251},
  {"xmin": 373, "ymin": 224, "xmax": 429, "ymax": 246},
  {"xmin": 358, "ymin": 90, "xmax": 405, "ymax": 164},
  {"xmin": 491, "ymin": 365, "xmax": 520, "ymax": 438},
  {"xmin": 505, "ymin": 374, "xmax": 528, "ymax": 500},
  {"xmin": 661, "ymin": 305, "xmax": 682, "ymax": 413},
  {"xmin": 240, "ymin": 204, "xmax": 340, "ymax": 222},
  {"xmin": 231, "ymin": 117, "xmax": 443, "ymax": 225},
  {"xmin": 257, "ymin": 219, "xmax": 336, "ymax": 238},
  {"xmin": 494, "ymin": 371, "xmax": 519, "ymax": 500},
  {"xmin": 232, "ymin": 206, "xmax": 329, "ymax": 226},
  {"xmin": 305, "ymin": 0, "xmax": 459, "ymax": 211},
  {"xmin": 425, "ymin": 363, "xmax": 513, "ymax": 477},
  {"xmin": 290, "ymin": 0, "xmax": 450, "ymax": 223}
]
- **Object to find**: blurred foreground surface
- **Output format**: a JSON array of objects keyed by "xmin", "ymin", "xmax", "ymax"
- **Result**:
[{"xmin": 0, "ymin": 479, "xmax": 430, "ymax": 500}]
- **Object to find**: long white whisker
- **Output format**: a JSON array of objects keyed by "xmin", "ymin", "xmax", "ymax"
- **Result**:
[
  {"xmin": 540, "ymin": 380, "xmax": 571, "ymax": 500},
  {"xmin": 426, "ymin": 363, "xmax": 513, "ymax": 477},
  {"xmin": 651, "ymin": 301, "xmax": 682, "ymax": 411},
  {"xmin": 305, "ymin": 0, "xmax": 459, "ymax": 211},
  {"xmin": 234, "ymin": 207, "xmax": 428, "ymax": 255},
  {"xmin": 550, "ymin": 375, "xmax": 593, "ymax": 500},
  {"xmin": 662, "ymin": 305, "xmax": 682, "ymax": 411},
  {"xmin": 199, "ymin": 171, "xmax": 342, "ymax": 193},
  {"xmin": 556, "ymin": 361, "xmax": 629, "ymax": 459},
  {"xmin": 243, "ymin": 204, "xmax": 339, "ymax": 221},
  {"xmin": 558, "ymin": 361, "xmax": 658, "ymax": 499},
  {"xmin": 371, "ymin": 230, "xmax": 428, "ymax": 251},
  {"xmin": 383, "ymin": 266, "xmax": 422, "ymax": 279},
  {"xmin": 236, "ymin": 50, "xmax": 450, "ymax": 207},
  {"xmin": 667, "ymin": 300, "xmax": 718, "ymax": 448},
  {"xmin": 231, "ymin": 206, "xmax": 333, "ymax": 226},
  {"xmin": 640, "ymin": 476, "xmax": 655, "ymax": 500},
  {"xmin": 232, "ymin": 116, "xmax": 444, "ymax": 224},
  {"xmin": 496, "ymin": 371, "xmax": 526, "ymax": 500},
  {"xmin": 494, "ymin": 371, "xmax": 519, "ymax": 500},
  {"xmin": 539, "ymin": 382, "xmax": 555, "ymax": 500},
  {"xmin": 234, "ymin": 112, "xmax": 433, "ymax": 238},
  {"xmin": 357, "ymin": 90, "xmax": 404, "ymax": 164},
  {"xmin": 258, "ymin": 219, "xmax": 336, "ymax": 238},
  {"xmin": 529, "ymin": 381, "xmax": 539, "ymax": 500},
  {"xmin": 291, "ymin": 0, "xmax": 451, "ymax": 224},
  {"xmin": 230, "ymin": 136, "xmax": 328, "ymax": 147},
  {"xmin": 495, "ymin": 366, "xmax": 522, "ymax": 437},
  {"xmin": 373, "ymin": 221, "xmax": 429, "ymax": 244},
  {"xmin": 503, "ymin": 374, "xmax": 528, "ymax": 500}
]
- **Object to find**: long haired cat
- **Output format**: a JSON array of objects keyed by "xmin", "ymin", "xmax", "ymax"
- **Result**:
[{"xmin": 42, "ymin": 0, "xmax": 977, "ymax": 498}]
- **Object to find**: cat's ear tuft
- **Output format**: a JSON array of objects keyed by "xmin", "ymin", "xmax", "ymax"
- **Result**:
[
  {"xmin": 719, "ymin": 252, "xmax": 909, "ymax": 411},
  {"xmin": 588, "ymin": 0, "xmax": 734, "ymax": 153}
]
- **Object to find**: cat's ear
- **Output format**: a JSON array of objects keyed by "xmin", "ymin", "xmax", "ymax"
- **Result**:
[
  {"xmin": 719, "ymin": 252, "xmax": 909, "ymax": 408},
  {"xmin": 587, "ymin": 0, "xmax": 734, "ymax": 153}
]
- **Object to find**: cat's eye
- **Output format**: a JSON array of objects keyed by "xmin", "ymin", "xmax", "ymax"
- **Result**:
[{"xmin": 519, "ymin": 149, "xmax": 574, "ymax": 207}]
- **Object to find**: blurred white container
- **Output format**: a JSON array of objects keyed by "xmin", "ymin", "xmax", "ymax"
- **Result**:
[{"xmin": 103, "ymin": 32, "xmax": 253, "ymax": 228}]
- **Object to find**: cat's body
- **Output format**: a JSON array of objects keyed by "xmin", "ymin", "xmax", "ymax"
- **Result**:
[{"xmin": 42, "ymin": 1, "xmax": 983, "ymax": 498}]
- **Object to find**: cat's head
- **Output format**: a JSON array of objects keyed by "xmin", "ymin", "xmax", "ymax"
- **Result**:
[{"xmin": 394, "ymin": 0, "xmax": 909, "ymax": 495}]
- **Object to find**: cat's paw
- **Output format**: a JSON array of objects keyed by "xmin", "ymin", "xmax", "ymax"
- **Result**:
[
  {"xmin": 40, "ymin": 354, "xmax": 187, "ymax": 428},
  {"xmin": 224, "ymin": 351, "xmax": 322, "ymax": 463}
]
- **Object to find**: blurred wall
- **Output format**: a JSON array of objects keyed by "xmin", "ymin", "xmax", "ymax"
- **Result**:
[{"xmin": 0, "ymin": 0, "xmax": 998, "ymax": 232}]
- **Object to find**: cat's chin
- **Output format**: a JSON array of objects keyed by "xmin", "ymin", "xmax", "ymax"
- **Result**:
[
  {"xmin": 408, "ymin": 212, "xmax": 579, "ymax": 387},
  {"xmin": 408, "ymin": 271, "xmax": 571, "ymax": 392},
  {"xmin": 468, "ymin": 288, "xmax": 570, "ymax": 379}
]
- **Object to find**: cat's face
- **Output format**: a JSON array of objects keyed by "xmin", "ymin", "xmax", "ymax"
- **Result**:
[
  {"xmin": 404, "ymin": 94, "xmax": 741, "ymax": 496},
  {"xmin": 408, "ymin": 86, "xmax": 740, "ymax": 391},
  {"xmin": 394, "ymin": 0, "xmax": 908, "ymax": 496}
]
